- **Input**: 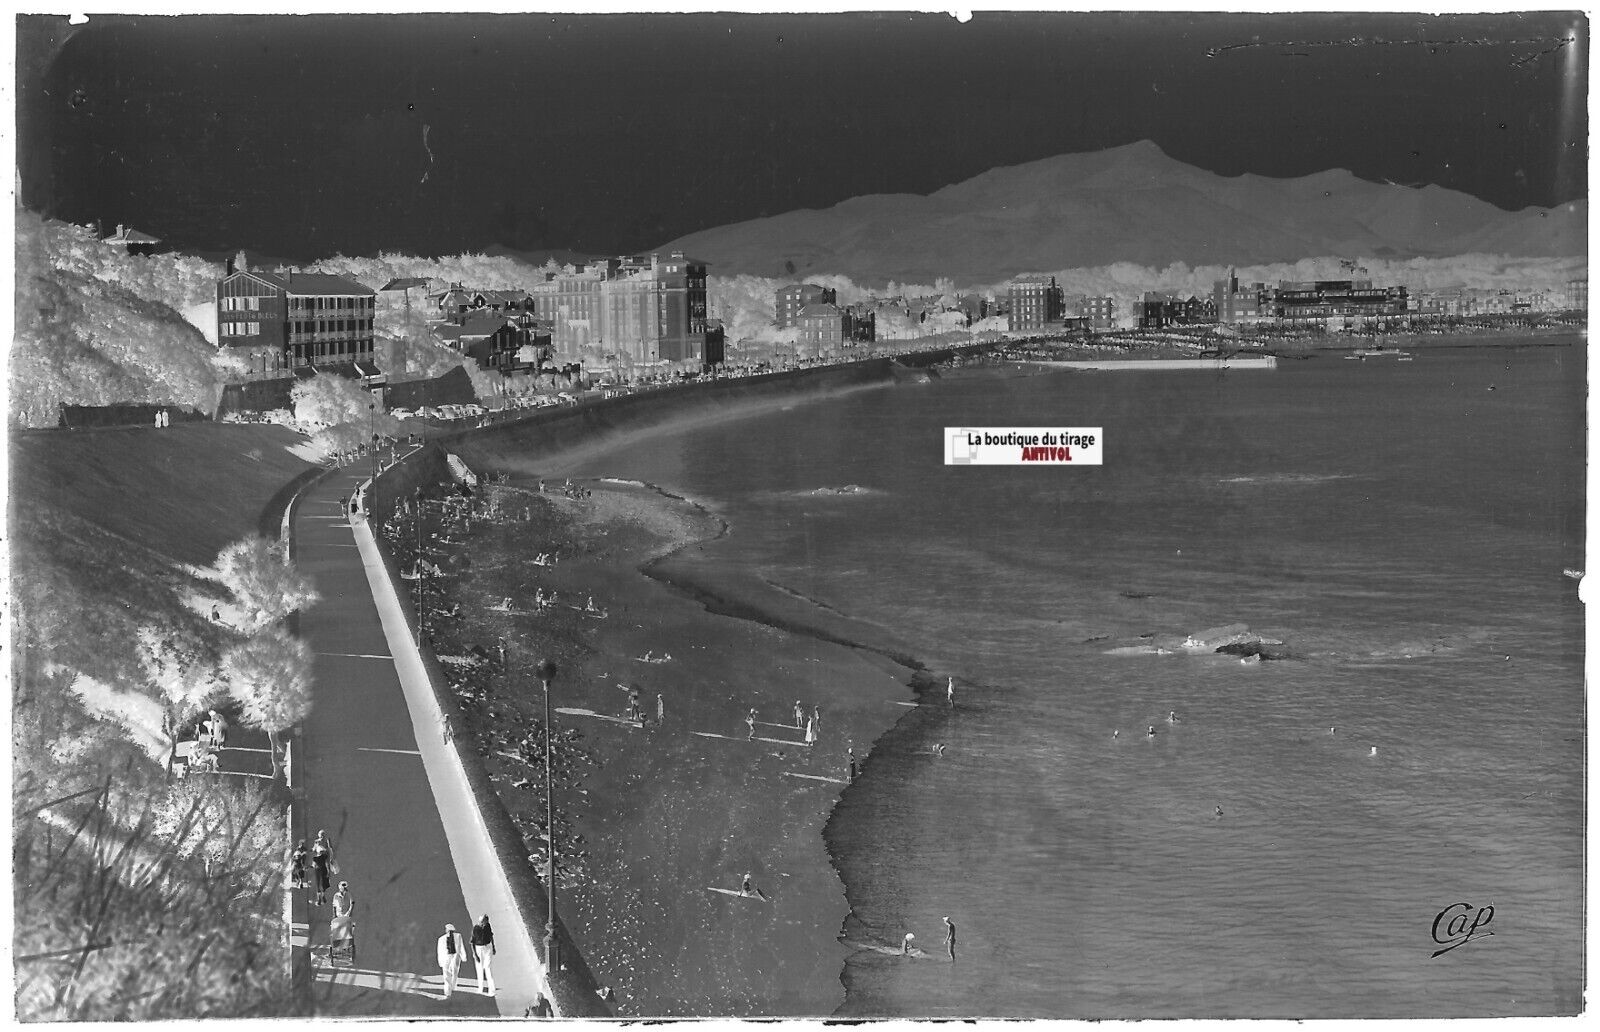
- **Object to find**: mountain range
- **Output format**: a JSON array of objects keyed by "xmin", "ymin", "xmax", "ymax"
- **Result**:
[{"xmin": 657, "ymin": 140, "xmax": 1585, "ymax": 285}]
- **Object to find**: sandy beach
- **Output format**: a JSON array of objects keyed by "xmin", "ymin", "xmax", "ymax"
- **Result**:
[{"xmin": 384, "ymin": 473, "xmax": 918, "ymax": 1016}]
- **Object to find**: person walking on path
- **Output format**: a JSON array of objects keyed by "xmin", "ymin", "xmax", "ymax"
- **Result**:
[
  {"xmin": 470, "ymin": 913, "xmax": 496, "ymax": 996},
  {"xmin": 330, "ymin": 882, "xmax": 355, "ymax": 944},
  {"xmin": 656, "ymin": 692, "xmax": 665, "ymax": 726},
  {"xmin": 311, "ymin": 830, "xmax": 335, "ymax": 906},
  {"xmin": 437, "ymin": 923, "xmax": 466, "ymax": 999},
  {"xmin": 793, "ymin": 700, "xmax": 804, "ymax": 728},
  {"xmin": 943, "ymin": 916, "xmax": 956, "ymax": 961},
  {"xmin": 290, "ymin": 841, "xmax": 308, "ymax": 890}
]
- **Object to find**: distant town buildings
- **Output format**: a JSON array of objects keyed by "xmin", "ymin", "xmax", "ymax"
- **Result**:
[
  {"xmin": 796, "ymin": 302, "xmax": 847, "ymax": 353},
  {"xmin": 528, "ymin": 252, "xmax": 710, "ymax": 365},
  {"xmin": 1212, "ymin": 269, "xmax": 1407, "ymax": 328},
  {"xmin": 1007, "ymin": 275, "xmax": 1064, "ymax": 331},
  {"xmin": 1135, "ymin": 292, "xmax": 1218, "ymax": 329},
  {"xmin": 775, "ymin": 284, "xmax": 838, "ymax": 329},
  {"xmin": 217, "ymin": 253, "xmax": 381, "ymax": 388},
  {"xmin": 103, "ymin": 223, "xmax": 161, "ymax": 256},
  {"xmin": 432, "ymin": 309, "xmax": 551, "ymax": 375},
  {"xmin": 1084, "ymin": 296, "xmax": 1116, "ymax": 330}
]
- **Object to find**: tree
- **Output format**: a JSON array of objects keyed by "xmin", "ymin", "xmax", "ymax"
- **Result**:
[
  {"xmin": 212, "ymin": 537, "xmax": 320, "ymax": 636},
  {"xmin": 136, "ymin": 625, "xmax": 223, "ymax": 724},
  {"xmin": 220, "ymin": 629, "xmax": 312, "ymax": 779},
  {"xmin": 291, "ymin": 371, "xmax": 379, "ymax": 429}
]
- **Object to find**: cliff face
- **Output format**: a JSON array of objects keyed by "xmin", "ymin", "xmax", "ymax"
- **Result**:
[{"xmin": 658, "ymin": 140, "xmax": 1587, "ymax": 283}]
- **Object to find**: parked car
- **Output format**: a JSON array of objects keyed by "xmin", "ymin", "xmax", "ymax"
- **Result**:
[{"xmin": 389, "ymin": 406, "xmax": 415, "ymax": 420}]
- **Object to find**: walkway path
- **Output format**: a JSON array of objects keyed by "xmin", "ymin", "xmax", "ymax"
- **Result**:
[{"xmin": 291, "ymin": 458, "xmax": 548, "ymax": 1016}]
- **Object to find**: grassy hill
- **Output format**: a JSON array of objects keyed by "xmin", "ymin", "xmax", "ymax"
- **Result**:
[{"xmin": 10, "ymin": 422, "xmax": 316, "ymax": 1019}]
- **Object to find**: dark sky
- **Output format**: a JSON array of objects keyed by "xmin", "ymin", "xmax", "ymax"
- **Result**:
[{"xmin": 16, "ymin": 10, "xmax": 1588, "ymax": 261}]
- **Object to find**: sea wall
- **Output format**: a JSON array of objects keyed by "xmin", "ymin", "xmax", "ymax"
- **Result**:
[
  {"xmin": 439, "ymin": 359, "xmax": 896, "ymax": 470},
  {"xmin": 365, "ymin": 451, "xmax": 611, "ymax": 1017}
]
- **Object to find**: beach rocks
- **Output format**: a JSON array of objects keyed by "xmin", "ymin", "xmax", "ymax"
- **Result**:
[{"xmin": 1215, "ymin": 640, "xmax": 1292, "ymax": 661}]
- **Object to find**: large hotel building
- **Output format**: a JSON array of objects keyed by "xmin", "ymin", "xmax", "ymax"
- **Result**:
[{"xmin": 528, "ymin": 251, "xmax": 710, "ymax": 364}]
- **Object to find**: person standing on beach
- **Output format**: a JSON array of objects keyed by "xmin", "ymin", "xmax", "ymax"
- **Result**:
[
  {"xmin": 437, "ymin": 923, "xmax": 466, "ymax": 999},
  {"xmin": 943, "ymin": 916, "xmax": 956, "ymax": 961},
  {"xmin": 804, "ymin": 717, "xmax": 817, "ymax": 748},
  {"xmin": 656, "ymin": 692, "xmax": 665, "ymax": 726},
  {"xmin": 848, "ymin": 745, "xmax": 857, "ymax": 781},
  {"xmin": 902, "ymin": 932, "xmax": 916, "ymax": 955},
  {"xmin": 747, "ymin": 708, "xmax": 757, "ymax": 740},
  {"xmin": 793, "ymin": 700, "xmax": 804, "ymax": 728},
  {"xmin": 812, "ymin": 705, "xmax": 821, "ymax": 733},
  {"xmin": 947, "ymin": 677, "xmax": 955, "ymax": 707}
]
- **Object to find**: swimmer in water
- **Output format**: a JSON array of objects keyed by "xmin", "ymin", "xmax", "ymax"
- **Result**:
[
  {"xmin": 1370, "ymin": 746, "xmax": 1378, "ymax": 756},
  {"xmin": 1146, "ymin": 726, "xmax": 1157, "ymax": 738},
  {"xmin": 1329, "ymin": 727, "xmax": 1337, "ymax": 736},
  {"xmin": 902, "ymin": 932, "xmax": 915, "ymax": 955},
  {"xmin": 1167, "ymin": 710, "xmax": 1179, "ymax": 724},
  {"xmin": 1215, "ymin": 805, "xmax": 1224, "ymax": 818},
  {"xmin": 1112, "ymin": 729, "xmax": 1120, "ymax": 739}
]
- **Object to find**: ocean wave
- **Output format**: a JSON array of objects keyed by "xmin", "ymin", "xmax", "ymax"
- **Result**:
[
  {"xmin": 800, "ymin": 484, "xmax": 881, "ymax": 498},
  {"xmin": 754, "ymin": 485, "xmax": 884, "ymax": 501},
  {"xmin": 1218, "ymin": 473, "xmax": 1360, "ymax": 486}
]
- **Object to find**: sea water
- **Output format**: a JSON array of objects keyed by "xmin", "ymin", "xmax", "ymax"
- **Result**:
[{"xmin": 561, "ymin": 340, "xmax": 1586, "ymax": 1018}]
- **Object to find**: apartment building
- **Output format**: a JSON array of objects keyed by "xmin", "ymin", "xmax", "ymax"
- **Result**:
[
  {"xmin": 1007, "ymin": 275, "xmax": 1064, "ymax": 331},
  {"xmin": 528, "ymin": 252, "xmax": 710, "ymax": 365},
  {"xmin": 217, "ymin": 255, "xmax": 379, "ymax": 381},
  {"xmin": 776, "ymin": 284, "xmax": 838, "ymax": 329}
]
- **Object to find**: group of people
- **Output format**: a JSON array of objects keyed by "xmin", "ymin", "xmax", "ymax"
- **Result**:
[
  {"xmin": 166, "ymin": 707, "xmax": 230, "ymax": 777},
  {"xmin": 619, "ymin": 684, "xmax": 666, "ymax": 727},
  {"xmin": 291, "ymin": 830, "xmax": 340, "ymax": 909},
  {"xmin": 744, "ymin": 702, "xmax": 824, "ymax": 748},
  {"xmin": 436, "ymin": 915, "xmax": 497, "ymax": 998},
  {"xmin": 538, "ymin": 478, "xmax": 592, "ymax": 501}
]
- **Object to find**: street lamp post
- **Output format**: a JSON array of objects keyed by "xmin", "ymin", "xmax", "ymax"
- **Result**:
[
  {"xmin": 535, "ymin": 657, "xmax": 560, "ymax": 975},
  {"xmin": 369, "ymin": 400, "xmax": 378, "ymax": 483}
]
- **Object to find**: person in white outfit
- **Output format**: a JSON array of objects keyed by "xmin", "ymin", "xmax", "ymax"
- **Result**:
[{"xmin": 437, "ymin": 923, "xmax": 466, "ymax": 998}]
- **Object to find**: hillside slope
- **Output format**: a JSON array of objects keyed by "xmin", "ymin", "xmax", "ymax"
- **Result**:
[{"xmin": 659, "ymin": 140, "xmax": 1586, "ymax": 283}]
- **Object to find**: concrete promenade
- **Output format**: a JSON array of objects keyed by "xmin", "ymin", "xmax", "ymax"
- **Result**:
[{"xmin": 290, "ymin": 457, "xmax": 548, "ymax": 1016}]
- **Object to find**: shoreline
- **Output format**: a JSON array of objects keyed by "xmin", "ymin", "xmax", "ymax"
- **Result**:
[{"xmin": 390, "ymin": 468, "xmax": 937, "ymax": 1015}]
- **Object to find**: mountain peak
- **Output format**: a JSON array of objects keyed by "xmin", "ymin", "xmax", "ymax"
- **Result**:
[{"xmin": 661, "ymin": 144, "xmax": 1584, "ymax": 284}]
